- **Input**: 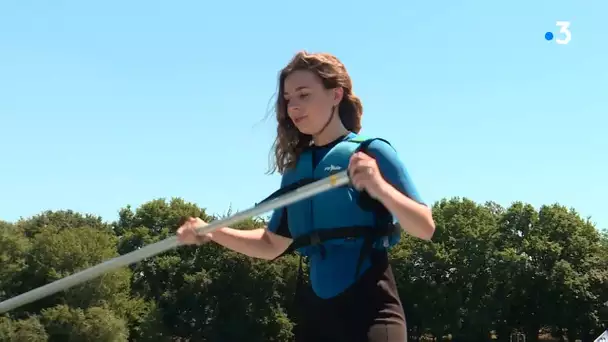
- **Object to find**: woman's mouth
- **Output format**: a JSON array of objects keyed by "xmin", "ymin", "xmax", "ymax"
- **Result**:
[{"xmin": 293, "ymin": 116, "xmax": 307, "ymax": 124}]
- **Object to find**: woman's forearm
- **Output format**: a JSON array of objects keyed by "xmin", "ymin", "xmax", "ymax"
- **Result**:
[
  {"xmin": 208, "ymin": 227, "xmax": 290, "ymax": 260},
  {"xmin": 377, "ymin": 182, "xmax": 435, "ymax": 240}
]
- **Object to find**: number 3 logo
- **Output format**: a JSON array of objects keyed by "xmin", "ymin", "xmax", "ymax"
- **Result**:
[{"xmin": 555, "ymin": 21, "xmax": 571, "ymax": 45}]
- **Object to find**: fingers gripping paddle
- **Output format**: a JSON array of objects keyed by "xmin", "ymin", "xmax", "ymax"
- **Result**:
[{"xmin": 0, "ymin": 171, "xmax": 351, "ymax": 314}]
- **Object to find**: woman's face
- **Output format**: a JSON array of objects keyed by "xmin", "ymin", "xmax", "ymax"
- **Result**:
[{"xmin": 283, "ymin": 70, "xmax": 342, "ymax": 135}]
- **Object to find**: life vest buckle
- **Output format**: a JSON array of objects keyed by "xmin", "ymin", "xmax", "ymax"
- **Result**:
[{"xmin": 307, "ymin": 232, "xmax": 328, "ymax": 259}]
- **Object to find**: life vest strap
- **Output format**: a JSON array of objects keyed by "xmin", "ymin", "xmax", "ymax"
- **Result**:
[{"xmin": 273, "ymin": 222, "xmax": 399, "ymax": 279}]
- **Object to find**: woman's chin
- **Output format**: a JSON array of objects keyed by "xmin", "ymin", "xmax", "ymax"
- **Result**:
[{"xmin": 295, "ymin": 124, "xmax": 316, "ymax": 135}]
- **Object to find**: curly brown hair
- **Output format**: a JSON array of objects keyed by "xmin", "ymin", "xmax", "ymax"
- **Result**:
[{"xmin": 269, "ymin": 51, "xmax": 363, "ymax": 174}]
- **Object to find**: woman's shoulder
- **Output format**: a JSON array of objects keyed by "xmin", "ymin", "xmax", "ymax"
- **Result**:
[
  {"xmin": 347, "ymin": 133, "xmax": 397, "ymax": 155},
  {"xmin": 347, "ymin": 133, "xmax": 405, "ymax": 172}
]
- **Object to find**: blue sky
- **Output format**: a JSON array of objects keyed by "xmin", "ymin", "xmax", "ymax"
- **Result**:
[{"xmin": 1, "ymin": 1, "xmax": 606, "ymax": 230}]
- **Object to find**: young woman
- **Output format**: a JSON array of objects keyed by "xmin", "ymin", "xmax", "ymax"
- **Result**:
[{"xmin": 177, "ymin": 51, "xmax": 435, "ymax": 342}]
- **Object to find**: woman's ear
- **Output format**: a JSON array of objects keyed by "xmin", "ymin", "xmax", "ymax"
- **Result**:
[{"xmin": 333, "ymin": 87, "xmax": 344, "ymax": 105}]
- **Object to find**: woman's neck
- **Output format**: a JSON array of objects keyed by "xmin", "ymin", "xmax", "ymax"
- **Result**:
[{"xmin": 312, "ymin": 114, "xmax": 349, "ymax": 146}]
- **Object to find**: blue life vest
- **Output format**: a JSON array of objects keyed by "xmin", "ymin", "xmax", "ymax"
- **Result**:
[{"xmin": 259, "ymin": 135, "xmax": 400, "ymax": 297}]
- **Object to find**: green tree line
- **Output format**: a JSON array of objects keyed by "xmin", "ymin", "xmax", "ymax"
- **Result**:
[{"xmin": 1, "ymin": 197, "xmax": 607, "ymax": 341}]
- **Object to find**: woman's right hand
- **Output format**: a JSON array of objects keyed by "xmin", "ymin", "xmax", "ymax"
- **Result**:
[{"xmin": 177, "ymin": 217, "xmax": 212, "ymax": 245}]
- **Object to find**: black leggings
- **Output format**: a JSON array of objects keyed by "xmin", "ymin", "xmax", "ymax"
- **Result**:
[{"xmin": 293, "ymin": 251, "xmax": 407, "ymax": 342}]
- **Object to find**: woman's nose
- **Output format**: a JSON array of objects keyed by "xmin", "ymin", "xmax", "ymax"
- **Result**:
[{"xmin": 288, "ymin": 104, "xmax": 300, "ymax": 114}]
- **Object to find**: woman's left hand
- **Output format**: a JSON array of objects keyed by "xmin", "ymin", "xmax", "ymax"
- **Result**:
[{"xmin": 348, "ymin": 152, "xmax": 388, "ymax": 200}]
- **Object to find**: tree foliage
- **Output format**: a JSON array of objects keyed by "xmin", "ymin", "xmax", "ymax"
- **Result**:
[{"xmin": 0, "ymin": 197, "xmax": 606, "ymax": 341}]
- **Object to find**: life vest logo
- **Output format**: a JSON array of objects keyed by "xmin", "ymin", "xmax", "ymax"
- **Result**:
[{"xmin": 324, "ymin": 165, "xmax": 342, "ymax": 174}]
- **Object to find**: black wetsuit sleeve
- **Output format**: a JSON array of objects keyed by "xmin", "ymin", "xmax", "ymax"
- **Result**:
[{"xmin": 267, "ymin": 208, "xmax": 291, "ymax": 238}]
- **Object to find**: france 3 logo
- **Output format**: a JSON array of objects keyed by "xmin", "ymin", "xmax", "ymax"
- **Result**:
[{"xmin": 545, "ymin": 21, "xmax": 571, "ymax": 45}]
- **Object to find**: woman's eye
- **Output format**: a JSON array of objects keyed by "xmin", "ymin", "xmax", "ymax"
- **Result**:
[{"xmin": 299, "ymin": 93, "xmax": 310, "ymax": 99}]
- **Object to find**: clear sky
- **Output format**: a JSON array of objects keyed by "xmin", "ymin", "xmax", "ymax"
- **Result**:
[{"xmin": 1, "ymin": 1, "xmax": 606, "ymax": 230}]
